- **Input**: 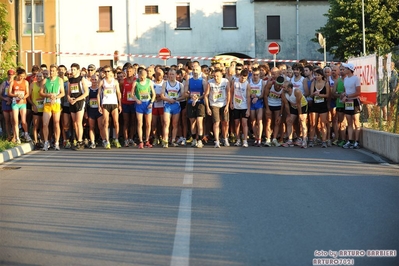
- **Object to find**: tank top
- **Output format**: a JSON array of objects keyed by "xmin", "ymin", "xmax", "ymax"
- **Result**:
[
  {"xmin": 335, "ymin": 78, "xmax": 345, "ymax": 108},
  {"xmin": 249, "ymin": 79, "xmax": 263, "ymax": 98},
  {"xmin": 291, "ymin": 76, "xmax": 305, "ymax": 95},
  {"xmin": 31, "ymin": 82, "xmax": 44, "ymax": 112},
  {"xmin": 233, "ymin": 80, "xmax": 248, "ymax": 110},
  {"xmin": 208, "ymin": 78, "xmax": 229, "ymax": 108},
  {"xmin": 135, "ymin": 78, "xmax": 152, "ymax": 102},
  {"xmin": 312, "ymin": 81, "xmax": 328, "ymax": 107},
  {"xmin": 268, "ymin": 84, "xmax": 283, "ymax": 107},
  {"xmin": 11, "ymin": 79, "xmax": 27, "ymax": 104},
  {"xmin": 285, "ymin": 88, "xmax": 307, "ymax": 108},
  {"xmin": 69, "ymin": 76, "xmax": 84, "ymax": 99},
  {"xmin": 1, "ymin": 81, "xmax": 10, "ymax": 98},
  {"xmin": 102, "ymin": 78, "xmax": 118, "ymax": 105},
  {"xmin": 44, "ymin": 77, "xmax": 61, "ymax": 104},
  {"xmin": 121, "ymin": 77, "xmax": 136, "ymax": 105},
  {"xmin": 88, "ymin": 87, "xmax": 99, "ymax": 108},
  {"xmin": 153, "ymin": 80, "xmax": 164, "ymax": 108},
  {"xmin": 164, "ymin": 81, "xmax": 181, "ymax": 103},
  {"xmin": 187, "ymin": 77, "xmax": 204, "ymax": 104}
]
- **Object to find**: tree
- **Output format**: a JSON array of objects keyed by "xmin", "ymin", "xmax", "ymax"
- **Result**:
[
  {"xmin": 315, "ymin": 0, "xmax": 399, "ymax": 61},
  {"xmin": 0, "ymin": 3, "xmax": 18, "ymax": 81}
]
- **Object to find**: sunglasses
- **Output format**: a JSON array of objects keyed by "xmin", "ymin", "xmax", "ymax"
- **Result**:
[{"xmin": 236, "ymin": 68, "xmax": 242, "ymax": 71}]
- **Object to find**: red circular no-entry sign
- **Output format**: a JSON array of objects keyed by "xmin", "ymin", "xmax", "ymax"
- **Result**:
[
  {"xmin": 159, "ymin": 47, "xmax": 171, "ymax": 60},
  {"xmin": 268, "ymin": 42, "xmax": 280, "ymax": 55}
]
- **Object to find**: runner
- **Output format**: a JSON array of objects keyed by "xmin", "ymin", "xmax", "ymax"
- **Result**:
[
  {"xmin": 68, "ymin": 63, "xmax": 89, "ymax": 150},
  {"xmin": 97, "ymin": 66, "xmax": 122, "ymax": 149},
  {"xmin": 8, "ymin": 68, "xmax": 31, "ymax": 144},
  {"xmin": 0, "ymin": 69, "xmax": 15, "ymax": 141},
  {"xmin": 248, "ymin": 68, "xmax": 265, "ymax": 146},
  {"xmin": 121, "ymin": 65, "xmax": 137, "ymax": 147},
  {"xmin": 28, "ymin": 71, "xmax": 45, "ymax": 149},
  {"xmin": 132, "ymin": 69, "xmax": 156, "ymax": 149},
  {"xmin": 151, "ymin": 68, "xmax": 165, "ymax": 146},
  {"xmin": 58, "ymin": 64, "xmax": 72, "ymax": 149},
  {"xmin": 40, "ymin": 64, "xmax": 65, "ymax": 151},
  {"xmin": 230, "ymin": 69, "xmax": 251, "ymax": 147},
  {"xmin": 86, "ymin": 74, "xmax": 104, "ymax": 149},
  {"xmin": 204, "ymin": 68, "xmax": 231, "ymax": 148}
]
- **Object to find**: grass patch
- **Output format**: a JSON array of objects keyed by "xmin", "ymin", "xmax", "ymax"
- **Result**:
[{"xmin": 0, "ymin": 138, "xmax": 18, "ymax": 152}]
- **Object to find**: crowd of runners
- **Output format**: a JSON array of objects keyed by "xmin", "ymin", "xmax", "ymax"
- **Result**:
[{"xmin": 0, "ymin": 59, "xmax": 371, "ymax": 150}]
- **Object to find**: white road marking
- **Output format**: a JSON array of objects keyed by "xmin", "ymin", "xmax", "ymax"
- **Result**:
[
  {"xmin": 170, "ymin": 189, "xmax": 192, "ymax": 266},
  {"xmin": 171, "ymin": 148, "xmax": 194, "ymax": 265}
]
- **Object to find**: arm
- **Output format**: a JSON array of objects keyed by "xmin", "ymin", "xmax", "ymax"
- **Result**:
[
  {"xmin": 295, "ymin": 89, "xmax": 303, "ymax": 115},
  {"xmin": 115, "ymin": 81, "xmax": 122, "ymax": 113},
  {"xmin": 224, "ymin": 80, "xmax": 231, "ymax": 114},
  {"xmin": 229, "ymin": 80, "xmax": 235, "ymax": 109},
  {"xmin": 8, "ymin": 81, "xmax": 16, "ymax": 97},
  {"xmin": 303, "ymin": 78, "xmax": 310, "ymax": 97},
  {"xmin": 97, "ymin": 80, "xmax": 103, "ymax": 114},
  {"xmin": 28, "ymin": 82, "xmax": 35, "ymax": 107},
  {"xmin": 160, "ymin": 82, "xmax": 172, "ymax": 104},
  {"xmin": 204, "ymin": 83, "xmax": 211, "ymax": 116},
  {"xmin": 263, "ymin": 82, "xmax": 272, "ymax": 110},
  {"xmin": 246, "ymin": 83, "xmax": 251, "ymax": 116},
  {"xmin": 77, "ymin": 78, "xmax": 89, "ymax": 101}
]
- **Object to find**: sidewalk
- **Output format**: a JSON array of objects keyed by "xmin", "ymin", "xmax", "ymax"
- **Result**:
[{"xmin": 0, "ymin": 142, "xmax": 34, "ymax": 164}]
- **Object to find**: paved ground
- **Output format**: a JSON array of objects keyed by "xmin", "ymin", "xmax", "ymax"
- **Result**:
[{"xmin": 0, "ymin": 144, "xmax": 398, "ymax": 266}]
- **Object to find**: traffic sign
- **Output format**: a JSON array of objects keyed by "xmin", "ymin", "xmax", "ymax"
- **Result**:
[
  {"xmin": 268, "ymin": 42, "xmax": 280, "ymax": 55},
  {"xmin": 158, "ymin": 47, "xmax": 171, "ymax": 60}
]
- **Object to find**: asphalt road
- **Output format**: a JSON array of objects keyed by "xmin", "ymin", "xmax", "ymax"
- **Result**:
[{"xmin": 0, "ymin": 143, "xmax": 398, "ymax": 266}]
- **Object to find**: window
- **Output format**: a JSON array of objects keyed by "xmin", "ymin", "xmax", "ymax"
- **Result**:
[
  {"xmin": 267, "ymin": 16, "xmax": 280, "ymax": 40},
  {"xmin": 145, "ymin": 5, "xmax": 158, "ymax": 14},
  {"xmin": 176, "ymin": 4, "xmax": 190, "ymax": 28},
  {"xmin": 23, "ymin": 0, "xmax": 44, "ymax": 35},
  {"xmin": 223, "ymin": 3, "xmax": 237, "ymax": 28},
  {"xmin": 99, "ymin": 6, "xmax": 113, "ymax": 32}
]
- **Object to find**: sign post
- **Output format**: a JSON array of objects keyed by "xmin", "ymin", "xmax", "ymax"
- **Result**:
[
  {"xmin": 268, "ymin": 42, "xmax": 280, "ymax": 67},
  {"xmin": 158, "ymin": 47, "xmax": 171, "ymax": 66}
]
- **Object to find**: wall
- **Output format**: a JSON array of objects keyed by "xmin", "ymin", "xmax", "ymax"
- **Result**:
[{"xmin": 361, "ymin": 128, "xmax": 399, "ymax": 163}]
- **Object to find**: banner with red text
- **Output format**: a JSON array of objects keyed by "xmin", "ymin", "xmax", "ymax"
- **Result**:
[{"xmin": 348, "ymin": 54, "xmax": 377, "ymax": 104}]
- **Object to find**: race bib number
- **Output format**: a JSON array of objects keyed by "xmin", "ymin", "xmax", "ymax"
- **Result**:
[
  {"xmin": 234, "ymin": 94, "xmax": 243, "ymax": 105},
  {"xmin": 36, "ymin": 98, "xmax": 44, "ymax": 108},
  {"xmin": 45, "ymin": 98, "xmax": 56, "ymax": 104},
  {"xmin": 4, "ymin": 87, "xmax": 8, "ymax": 96},
  {"xmin": 104, "ymin": 89, "xmax": 113, "ymax": 95},
  {"xmin": 127, "ymin": 92, "xmax": 135, "ymax": 101},
  {"xmin": 190, "ymin": 91, "xmax": 200, "ymax": 99},
  {"xmin": 269, "ymin": 91, "xmax": 280, "ymax": 99},
  {"xmin": 89, "ymin": 98, "xmax": 98, "ymax": 108},
  {"xmin": 314, "ymin": 95, "xmax": 324, "ymax": 103},
  {"xmin": 168, "ymin": 90, "xmax": 178, "ymax": 99},
  {"xmin": 250, "ymin": 88, "xmax": 260, "ymax": 96},
  {"xmin": 70, "ymin": 83, "xmax": 80, "ymax": 94},
  {"xmin": 345, "ymin": 100, "xmax": 354, "ymax": 110},
  {"xmin": 140, "ymin": 92, "xmax": 150, "ymax": 101},
  {"xmin": 213, "ymin": 91, "xmax": 223, "ymax": 101}
]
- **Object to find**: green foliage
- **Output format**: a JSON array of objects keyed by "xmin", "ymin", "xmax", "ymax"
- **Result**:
[
  {"xmin": 0, "ymin": 3, "xmax": 18, "ymax": 82},
  {"xmin": 316, "ymin": 0, "xmax": 399, "ymax": 60}
]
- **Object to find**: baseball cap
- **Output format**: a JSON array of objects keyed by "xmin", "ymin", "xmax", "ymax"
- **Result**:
[
  {"xmin": 342, "ymin": 62, "xmax": 355, "ymax": 72},
  {"xmin": 7, "ymin": 69, "xmax": 15, "ymax": 75},
  {"xmin": 88, "ymin": 64, "xmax": 96, "ymax": 70}
]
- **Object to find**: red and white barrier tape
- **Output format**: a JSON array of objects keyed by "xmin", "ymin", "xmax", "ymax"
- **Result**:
[{"xmin": 22, "ymin": 50, "xmax": 331, "ymax": 64}]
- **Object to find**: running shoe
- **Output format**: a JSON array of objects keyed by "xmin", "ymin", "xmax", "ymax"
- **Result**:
[
  {"xmin": 352, "ymin": 141, "xmax": 360, "ymax": 149},
  {"xmin": 308, "ymin": 140, "xmax": 314, "ymax": 147},
  {"xmin": 138, "ymin": 142, "xmax": 144, "ymax": 149},
  {"xmin": 332, "ymin": 139, "xmax": 339, "ymax": 146},
  {"xmin": 338, "ymin": 140, "xmax": 346, "ymax": 147},
  {"xmin": 176, "ymin": 136, "xmax": 184, "ymax": 145},
  {"xmin": 89, "ymin": 143, "xmax": 96, "ymax": 149},
  {"xmin": 202, "ymin": 136, "xmax": 208, "ymax": 144},
  {"xmin": 264, "ymin": 139, "xmax": 272, "ymax": 147},
  {"xmin": 105, "ymin": 141, "xmax": 111, "ymax": 150},
  {"xmin": 180, "ymin": 138, "xmax": 187, "ymax": 146},
  {"xmin": 294, "ymin": 138, "xmax": 302, "ymax": 146},
  {"xmin": 327, "ymin": 139, "xmax": 332, "ymax": 147},
  {"xmin": 191, "ymin": 139, "xmax": 197, "ymax": 147},
  {"xmin": 16, "ymin": 138, "xmax": 21, "ymax": 144},
  {"xmin": 234, "ymin": 139, "xmax": 242, "ymax": 147},
  {"xmin": 197, "ymin": 140, "xmax": 204, "ymax": 148},
  {"xmin": 223, "ymin": 138, "xmax": 230, "ymax": 147},
  {"xmin": 114, "ymin": 139, "xmax": 121, "ymax": 148},
  {"xmin": 24, "ymin": 133, "xmax": 32, "ymax": 142},
  {"xmin": 171, "ymin": 141, "xmax": 179, "ymax": 147},
  {"xmin": 145, "ymin": 141, "xmax": 153, "ymax": 148},
  {"xmin": 342, "ymin": 141, "xmax": 352, "ymax": 149},
  {"xmin": 42, "ymin": 141, "xmax": 49, "ymax": 151},
  {"xmin": 301, "ymin": 140, "xmax": 308, "ymax": 149},
  {"xmin": 321, "ymin": 142, "xmax": 327, "ymax": 148},
  {"xmin": 162, "ymin": 139, "xmax": 168, "ymax": 148},
  {"xmin": 65, "ymin": 140, "xmax": 71, "ymax": 149},
  {"xmin": 214, "ymin": 140, "xmax": 220, "ymax": 148},
  {"xmin": 272, "ymin": 138, "xmax": 280, "ymax": 147},
  {"xmin": 54, "ymin": 142, "xmax": 60, "ymax": 151},
  {"xmin": 152, "ymin": 137, "xmax": 159, "ymax": 146},
  {"xmin": 75, "ymin": 141, "xmax": 85, "ymax": 150},
  {"xmin": 124, "ymin": 139, "xmax": 130, "ymax": 147},
  {"xmin": 242, "ymin": 140, "xmax": 248, "ymax": 148},
  {"xmin": 281, "ymin": 140, "xmax": 294, "ymax": 147}
]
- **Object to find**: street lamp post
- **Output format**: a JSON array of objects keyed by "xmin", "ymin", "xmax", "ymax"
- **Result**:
[{"xmin": 362, "ymin": 0, "xmax": 366, "ymax": 55}]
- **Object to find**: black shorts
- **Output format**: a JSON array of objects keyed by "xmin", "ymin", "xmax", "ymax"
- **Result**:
[
  {"xmin": 62, "ymin": 106, "xmax": 70, "ymax": 114},
  {"xmin": 70, "ymin": 100, "xmax": 86, "ymax": 113},
  {"xmin": 233, "ymin": 109, "xmax": 249, "ymax": 120},
  {"xmin": 289, "ymin": 104, "xmax": 308, "ymax": 116},
  {"xmin": 210, "ymin": 105, "xmax": 229, "ymax": 123},
  {"xmin": 268, "ymin": 105, "xmax": 281, "ymax": 112},
  {"xmin": 180, "ymin": 101, "xmax": 187, "ymax": 110},
  {"xmin": 336, "ymin": 107, "xmax": 345, "ymax": 113},
  {"xmin": 343, "ymin": 99, "xmax": 361, "ymax": 115},
  {"xmin": 88, "ymin": 108, "xmax": 102, "ymax": 120},
  {"xmin": 33, "ymin": 112, "xmax": 43, "ymax": 117},
  {"xmin": 187, "ymin": 102, "xmax": 205, "ymax": 118},
  {"xmin": 310, "ymin": 103, "xmax": 328, "ymax": 114},
  {"xmin": 102, "ymin": 104, "xmax": 118, "ymax": 113}
]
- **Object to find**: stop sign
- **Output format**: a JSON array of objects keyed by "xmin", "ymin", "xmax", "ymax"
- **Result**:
[
  {"xmin": 268, "ymin": 42, "xmax": 280, "ymax": 55},
  {"xmin": 159, "ymin": 47, "xmax": 171, "ymax": 60}
]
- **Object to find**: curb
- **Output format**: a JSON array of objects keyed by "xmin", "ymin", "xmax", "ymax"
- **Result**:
[{"xmin": 0, "ymin": 142, "xmax": 34, "ymax": 164}]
